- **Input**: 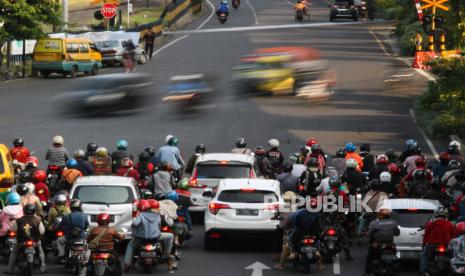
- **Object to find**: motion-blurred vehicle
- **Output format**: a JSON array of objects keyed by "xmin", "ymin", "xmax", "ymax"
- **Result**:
[
  {"xmin": 232, "ymin": 0, "xmax": 240, "ymax": 9},
  {"xmin": 32, "ymin": 38, "xmax": 102, "ymax": 78},
  {"xmin": 354, "ymin": 0, "xmax": 367, "ymax": 17},
  {"xmin": 53, "ymin": 73, "xmax": 154, "ymax": 115},
  {"xmin": 233, "ymin": 47, "xmax": 336, "ymax": 101},
  {"xmin": 162, "ymin": 74, "xmax": 212, "ymax": 106},
  {"xmin": 329, "ymin": 0, "xmax": 358, "ymax": 21},
  {"xmin": 95, "ymin": 40, "xmax": 147, "ymax": 67}
]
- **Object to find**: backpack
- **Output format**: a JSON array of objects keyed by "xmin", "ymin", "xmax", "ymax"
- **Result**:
[{"xmin": 267, "ymin": 151, "xmax": 282, "ymax": 171}]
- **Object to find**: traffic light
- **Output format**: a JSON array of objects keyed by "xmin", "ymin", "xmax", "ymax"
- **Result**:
[
  {"xmin": 434, "ymin": 16, "xmax": 445, "ymax": 29},
  {"xmin": 422, "ymin": 15, "xmax": 432, "ymax": 32}
]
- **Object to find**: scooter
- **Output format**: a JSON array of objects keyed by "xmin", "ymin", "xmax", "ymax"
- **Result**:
[
  {"xmin": 17, "ymin": 239, "xmax": 40, "ymax": 276},
  {"xmin": 426, "ymin": 244, "xmax": 451, "ymax": 276},
  {"xmin": 46, "ymin": 165, "xmax": 62, "ymax": 195},
  {"xmin": 295, "ymin": 236, "xmax": 319, "ymax": 273},
  {"xmin": 0, "ymin": 231, "xmax": 17, "ymax": 263},
  {"xmin": 218, "ymin": 13, "xmax": 227, "ymax": 24},
  {"xmin": 320, "ymin": 227, "xmax": 341, "ymax": 263},
  {"xmin": 295, "ymin": 9, "xmax": 304, "ymax": 22},
  {"xmin": 91, "ymin": 249, "xmax": 121, "ymax": 276},
  {"xmin": 65, "ymin": 240, "xmax": 87, "ymax": 276},
  {"xmin": 135, "ymin": 241, "xmax": 162, "ymax": 273},
  {"xmin": 370, "ymin": 242, "xmax": 401, "ymax": 276}
]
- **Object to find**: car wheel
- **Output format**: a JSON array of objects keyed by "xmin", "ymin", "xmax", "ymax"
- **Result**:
[
  {"xmin": 70, "ymin": 66, "xmax": 78, "ymax": 78},
  {"xmin": 90, "ymin": 64, "xmax": 98, "ymax": 76},
  {"xmin": 138, "ymin": 53, "xmax": 147, "ymax": 64},
  {"xmin": 41, "ymin": 70, "xmax": 50, "ymax": 78}
]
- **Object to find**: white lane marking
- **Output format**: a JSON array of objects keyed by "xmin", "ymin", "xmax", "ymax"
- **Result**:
[
  {"xmin": 152, "ymin": 35, "xmax": 189, "ymax": 56},
  {"xmin": 197, "ymin": 0, "xmax": 216, "ymax": 29},
  {"xmin": 245, "ymin": 0, "xmax": 259, "ymax": 24},
  {"xmin": 384, "ymin": 79, "xmax": 400, "ymax": 83},
  {"xmin": 413, "ymin": 68, "xmax": 436, "ymax": 81},
  {"xmin": 410, "ymin": 108, "xmax": 439, "ymax": 160},
  {"xmin": 333, "ymin": 254, "xmax": 340, "ymax": 274},
  {"xmin": 164, "ymin": 21, "xmax": 365, "ymax": 34},
  {"xmin": 390, "ymin": 74, "xmax": 413, "ymax": 78}
]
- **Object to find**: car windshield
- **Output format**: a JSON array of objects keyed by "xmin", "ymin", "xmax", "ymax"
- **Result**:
[
  {"xmin": 218, "ymin": 190, "xmax": 278, "ymax": 203},
  {"xmin": 95, "ymin": 40, "xmax": 120, "ymax": 48},
  {"xmin": 72, "ymin": 185, "xmax": 134, "ymax": 204},
  {"xmin": 196, "ymin": 164, "xmax": 251, "ymax": 179},
  {"xmin": 391, "ymin": 209, "xmax": 434, "ymax": 228}
]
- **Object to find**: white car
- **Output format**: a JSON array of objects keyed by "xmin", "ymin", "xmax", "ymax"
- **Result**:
[
  {"xmin": 378, "ymin": 198, "xmax": 442, "ymax": 260},
  {"xmin": 188, "ymin": 153, "xmax": 258, "ymax": 212},
  {"xmin": 69, "ymin": 176, "xmax": 140, "ymax": 239},
  {"xmin": 203, "ymin": 178, "xmax": 282, "ymax": 250}
]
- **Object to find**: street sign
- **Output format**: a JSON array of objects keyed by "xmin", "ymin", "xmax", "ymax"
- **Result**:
[
  {"xmin": 101, "ymin": 3, "xmax": 117, "ymax": 19},
  {"xmin": 420, "ymin": 0, "xmax": 449, "ymax": 11},
  {"xmin": 128, "ymin": 3, "xmax": 133, "ymax": 13}
]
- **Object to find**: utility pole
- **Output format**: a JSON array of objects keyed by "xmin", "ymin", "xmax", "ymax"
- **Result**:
[
  {"xmin": 127, "ymin": 0, "xmax": 131, "ymax": 28},
  {"xmin": 62, "ymin": 0, "xmax": 69, "ymax": 30}
]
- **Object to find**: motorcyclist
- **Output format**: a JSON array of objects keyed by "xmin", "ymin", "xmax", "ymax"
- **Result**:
[
  {"xmin": 301, "ymin": 158, "xmax": 324, "ymax": 195},
  {"xmin": 135, "ymin": 151, "xmax": 155, "ymax": 181},
  {"xmin": 363, "ymin": 208, "xmax": 400, "ymax": 276},
  {"xmin": 111, "ymin": 139, "xmax": 131, "ymax": 173},
  {"xmin": 231, "ymin": 137, "xmax": 252, "ymax": 154},
  {"xmin": 144, "ymin": 146, "xmax": 156, "ymax": 159},
  {"xmin": 379, "ymin": 172, "xmax": 397, "ymax": 196},
  {"xmin": 433, "ymin": 152, "xmax": 451, "ymax": 180},
  {"xmin": 306, "ymin": 144, "xmax": 325, "ymax": 173},
  {"xmin": 116, "ymin": 157, "xmax": 140, "ymax": 181},
  {"xmin": 369, "ymin": 154, "xmax": 389, "ymax": 180},
  {"xmin": 359, "ymin": 180, "xmax": 388, "ymax": 237},
  {"xmin": 448, "ymin": 140, "xmax": 464, "ymax": 164},
  {"xmin": 424, "ymin": 179, "xmax": 451, "ymax": 207},
  {"xmin": 23, "ymin": 156, "xmax": 39, "ymax": 176},
  {"xmin": 449, "ymin": 222, "xmax": 465, "ymax": 274},
  {"xmin": 255, "ymin": 146, "xmax": 272, "ymax": 178},
  {"xmin": 45, "ymin": 135, "xmax": 70, "ymax": 170},
  {"xmin": 31, "ymin": 170, "xmax": 49, "ymax": 204},
  {"xmin": 289, "ymin": 153, "xmax": 307, "ymax": 179},
  {"xmin": 274, "ymin": 191, "xmax": 297, "ymax": 271},
  {"xmin": 360, "ymin": 143, "xmax": 375, "ymax": 174},
  {"xmin": 5, "ymin": 204, "xmax": 46, "ymax": 274},
  {"xmin": 148, "ymin": 161, "xmax": 175, "ymax": 199},
  {"xmin": 9, "ymin": 137, "xmax": 31, "ymax": 168},
  {"xmin": 265, "ymin": 139, "xmax": 284, "ymax": 175},
  {"xmin": 331, "ymin": 149, "xmax": 347, "ymax": 174},
  {"xmin": 175, "ymin": 178, "xmax": 193, "ymax": 236},
  {"xmin": 387, "ymin": 163, "xmax": 403, "ymax": 195},
  {"xmin": 152, "ymin": 135, "xmax": 185, "ymax": 180},
  {"xmin": 403, "ymin": 145, "xmax": 423, "ymax": 174},
  {"xmin": 57, "ymin": 199, "xmax": 89, "ymax": 264},
  {"xmin": 123, "ymin": 40, "xmax": 136, "ymax": 73},
  {"xmin": 185, "ymin": 143, "xmax": 206, "ymax": 174},
  {"xmin": 419, "ymin": 207, "xmax": 455, "ymax": 275},
  {"xmin": 74, "ymin": 149, "xmax": 94, "ymax": 176},
  {"xmin": 399, "ymin": 139, "xmax": 418, "ymax": 163},
  {"xmin": 17, "ymin": 183, "xmax": 43, "ymax": 217},
  {"xmin": 61, "ymin": 159, "xmax": 83, "ymax": 192},
  {"xmin": 216, "ymin": 0, "xmax": 229, "ymax": 17},
  {"xmin": 91, "ymin": 147, "xmax": 112, "ymax": 176},
  {"xmin": 316, "ymin": 167, "xmax": 342, "ymax": 194},
  {"xmin": 385, "ymin": 148, "xmax": 398, "ymax": 164},
  {"xmin": 341, "ymin": 158, "xmax": 367, "ymax": 195},
  {"xmin": 47, "ymin": 194, "xmax": 70, "ymax": 232},
  {"xmin": 85, "ymin": 142, "xmax": 99, "ymax": 163},
  {"xmin": 297, "ymin": 146, "xmax": 311, "ymax": 164},
  {"xmin": 0, "ymin": 193, "xmax": 23, "ymax": 238},
  {"xmin": 276, "ymin": 162, "xmax": 299, "ymax": 194},
  {"xmin": 344, "ymin": 142, "xmax": 363, "ymax": 171}
]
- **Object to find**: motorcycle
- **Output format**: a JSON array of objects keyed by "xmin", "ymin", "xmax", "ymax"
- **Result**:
[
  {"xmin": 91, "ymin": 249, "xmax": 120, "ymax": 276},
  {"xmin": 0, "ymin": 231, "xmax": 17, "ymax": 263},
  {"xmin": 135, "ymin": 241, "xmax": 162, "ymax": 273},
  {"xmin": 295, "ymin": 236, "xmax": 319, "ymax": 273},
  {"xmin": 66, "ymin": 240, "xmax": 87, "ymax": 276},
  {"xmin": 370, "ymin": 242, "xmax": 400, "ymax": 276},
  {"xmin": 426, "ymin": 244, "xmax": 451, "ymax": 276},
  {"xmin": 46, "ymin": 165, "xmax": 62, "ymax": 195},
  {"xmin": 295, "ymin": 9, "xmax": 304, "ymax": 22},
  {"xmin": 320, "ymin": 227, "xmax": 341, "ymax": 263},
  {"xmin": 218, "ymin": 13, "xmax": 227, "ymax": 24},
  {"xmin": 17, "ymin": 239, "xmax": 40, "ymax": 276},
  {"xmin": 232, "ymin": 0, "xmax": 240, "ymax": 9}
]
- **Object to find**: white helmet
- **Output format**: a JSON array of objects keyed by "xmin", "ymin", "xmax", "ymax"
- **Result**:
[
  {"xmin": 26, "ymin": 182, "xmax": 35, "ymax": 194},
  {"xmin": 450, "ymin": 140, "xmax": 461, "ymax": 151},
  {"xmin": 380, "ymin": 172, "xmax": 392, "ymax": 183},
  {"xmin": 345, "ymin": 158, "xmax": 358, "ymax": 169},
  {"xmin": 165, "ymin": 134, "xmax": 174, "ymax": 144},
  {"xmin": 268, "ymin": 139, "xmax": 280, "ymax": 148},
  {"xmin": 53, "ymin": 135, "xmax": 64, "ymax": 145}
]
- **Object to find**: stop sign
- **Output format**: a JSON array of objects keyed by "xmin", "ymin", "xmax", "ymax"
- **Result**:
[{"xmin": 101, "ymin": 3, "xmax": 117, "ymax": 19}]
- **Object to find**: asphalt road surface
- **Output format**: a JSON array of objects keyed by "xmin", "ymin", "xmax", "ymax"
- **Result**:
[{"xmin": 0, "ymin": 0, "xmax": 431, "ymax": 274}]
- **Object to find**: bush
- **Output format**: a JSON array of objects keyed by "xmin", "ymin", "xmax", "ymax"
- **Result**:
[{"xmin": 399, "ymin": 21, "xmax": 425, "ymax": 56}]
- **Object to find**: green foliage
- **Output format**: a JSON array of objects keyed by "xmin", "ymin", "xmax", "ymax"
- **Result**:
[{"xmin": 399, "ymin": 21, "xmax": 425, "ymax": 56}]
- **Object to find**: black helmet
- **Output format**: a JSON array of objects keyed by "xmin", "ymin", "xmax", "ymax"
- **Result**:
[
  {"xmin": 385, "ymin": 148, "xmax": 397, "ymax": 161},
  {"xmin": 138, "ymin": 151, "xmax": 150, "ymax": 162},
  {"xmin": 23, "ymin": 204, "xmax": 36, "ymax": 215},
  {"xmin": 299, "ymin": 146, "xmax": 310, "ymax": 155},
  {"xmin": 255, "ymin": 146, "xmax": 266, "ymax": 156},
  {"xmin": 335, "ymin": 149, "xmax": 345, "ymax": 158},
  {"xmin": 413, "ymin": 169, "xmax": 428, "ymax": 181},
  {"xmin": 144, "ymin": 146, "xmax": 156, "ymax": 157},
  {"xmin": 282, "ymin": 161, "xmax": 293, "ymax": 173},
  {"xmin": 17, "ymin": 184, "xmax": 29, "ymax": 196},
  {"xmin": 360, "ymin": 143, "xmax": 371, "ymax": 153},
  {"xmin": 411, "ymin": 145, "xmax": 422, "ymax": 155},
  {"xmin": 195, "ymin": 143, "xmax": 206, "ymax": 154},
  {"xmin": 236, "ymin": 138, "xmax": 247, "ymax": 148},
  {"xmin": 13, "ymin": 137, "xmax": 24, "ymax": 147},
  {"xmin": 19, "ymin": 171, "xmax": 31, "ymax": 183},
  {"xmin": 87, "ymin": 143, "xmax": 98, "ymax": 153},
  {"xmin": 307, "ymin": 157, "xmax": 318, "ymax": 168},
  {"xmin": 449, "ymin": 160, "xmax": 461, "ymax": 170},
  {"xmin": 329, "ymin": 176, "xmax": 341, "ymax": 189},
  {"xmin": 70, "ymin": 199, "xmax": 82, "ymax": 211},
  {"xmin": 370, "ymin": 179, "xmax": 382, "ymax": 190}
]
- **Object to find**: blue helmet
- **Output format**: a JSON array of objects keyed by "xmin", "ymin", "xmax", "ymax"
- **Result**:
[
  {"xmin": 166, "ymin": 191, "xmax": 179, "ymax": 202},
  {"xmin": 345, "ymin": 142, "xmax": 356, "ymax": 153},
  {"xmin": 6, "ymin": 193, "xmax": 20, "ymax": 205},
  {"xmin": 406, "ymin": 139, "xmax": 417, "ymax": 149},
  {"xmin": 66, "ymin": 159, "xmax": 78, "ymax": 168},
  {"xmin": 116, "ymin": 139, "xmax": 129, "ymax": 150},
  {"xmin": 222, "ymin": 0, "xmax": 227, "ymax": 4}
]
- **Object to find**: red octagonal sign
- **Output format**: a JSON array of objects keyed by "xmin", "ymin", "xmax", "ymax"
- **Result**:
[{"xmin": 101, "ymin": 3, "xmax": 117, "ymax": 19}]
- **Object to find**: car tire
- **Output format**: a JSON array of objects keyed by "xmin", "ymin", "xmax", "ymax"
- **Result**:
[
  {"xmin": 138, "ymin": 53, "xmax": 147, "ymax": 64},
  {"xmin": 41, "ymin": 70, "xmax": 50, "ymax": 78},
  {"xmin": 204, "ymin": 235, "xmax": 217, "ymax": 251},
  {"xmin": 70, "ymin": 66, "xmax": 78, "ymax": 78},
  {"xmin": 90, "ymin": 64, "xmax": 98, "ymax": 76}
]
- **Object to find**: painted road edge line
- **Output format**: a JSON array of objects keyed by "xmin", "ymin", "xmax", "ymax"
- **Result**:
[{"xmin": 409, "ymin": 108, "xmax": 439, "ymax": 160}]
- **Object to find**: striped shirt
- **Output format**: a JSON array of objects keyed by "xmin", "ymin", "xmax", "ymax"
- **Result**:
[{"xmin": 45, "ymin": 146, "xmax": 70, "ymax": 167}]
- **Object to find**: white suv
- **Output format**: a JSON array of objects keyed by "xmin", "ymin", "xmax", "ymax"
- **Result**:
[
  {"xmin": 69, "ymin": 176, "xmax": 140, "ymax": 239},
  {"xmin": 203, "ymin": 178, "xmax": 282, "ymax": 250},
  {"xmin": 188, "ymin": 153, "xmax": 258, "ymax": 212}
]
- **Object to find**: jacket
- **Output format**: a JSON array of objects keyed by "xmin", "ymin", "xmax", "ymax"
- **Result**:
[
  {"xmin": 449, "ymin": 235, "xmax": 465, "ymax": 272},
  {"xmin": 59, "ymin": 211, "xmax": 89, "ymax": 240},
  {"xmin": 116, "ymin": 167, "xmax": 140, "ymax": 181},
  {"xmin": 76, "ymin": 159, "xmax": 94, "ymax": 176},
  {"xmin": 423, "ymin": 217, "xmax": 455, "ymax": 245},
  {"xmin": 48, "ymin": 205, "xmax": 71, "ymax": 231},
  {"xmin": 111, "ymin": 150, "xmax": 130, "ymax": 173},
  {"xmin": 185, "ymin": 154, "xmax": 200, "ymax": 174},
  {"xmin": 87, "ymin": 226, "xmax": 124, "ymax": 250},
  {"xmin": 368, "ymin": 218, "xmax": 400, "ymax": 242},
  {"xmin": 12, "ymin": 215, "xmax": 44, "ymax": 242},
  {"xmin": 403, "ymin": 154, "xmax": 422, "ymax": 174},
  {"xmin": 217, "ymin": 3, "xmax": 228, "ymax": 13},
  {"xmin": 92, "ymin": 156, "xmax": 112, "ymax": 175},
  {"xmin": 9, "ymin": 147, "xmax": 31, "ymax": 164},
  {"xmin": 361, "ymin": 153, "xmax": 375, "ymax": 173},
  {"xmin": 152, "ymin": 145, "xmax": 185, "ymax": 171},
  {"xmin": 345, "ymin": 152, "xmax": 364, "ymax": 171},
  {"xmin": 20, "ymin": 194, "xmax": 43, "ymax": 217},
  {"xmin": 34, "ymin": 182, "xmax": 49, "ymax": 202},
  {"xmin": 291, "ymin": 209, "xmax": 320, "ymax": 234},
  {"xmin": 277, "ymin": 173, "xmax": 299, "ymax": 194},
  {"xmin": 149, "ymin": 171, "xmax": 174, "ymax": 196},
  {"xmin": 341, "ymin": 169, "xmax": 366, "ymax": 194},
  {"xmin": 62, "ymin": 168, "xmax": 82, "ymax": 189},
  {"xmin": 331, "ymin": 157, "xmax": 346, "ymax": 174},
  {"xmin": 45, "ymin": 146, "xmax": 70, "ymax": 167},
  {"xmin": 433, "ymin": 162, "xmax": 450, "ymax": 180},
  {"xmin": 132, "ymin": 211, "xmax": 161, "ymax": 240},
  {"xmin": 0, "ymin": 205, "xmax": 23, "ymax": 236}
]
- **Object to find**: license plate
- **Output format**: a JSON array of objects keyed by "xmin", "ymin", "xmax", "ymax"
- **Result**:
[
  {"xmin": 435, "ymin": 256, "xmax": 449, "ymax": 261},
  {"xmin": 301, "ymin": 246, "xmax": 314, "ymax": 253},
  {"xmin": 324, "ymin": 236, "xmax": 338, "ymax": 241},
  {"xmin": 91, "ymin": 215, "xmax": 115, "ymax": 223},
  {"xmin": 24, "ymin": 248, "xmax": 35, "ymax": 254},
  {"xmin": 140, "ymin": 251, "xmax": 156, "ymax": 257},
  {"xmin": 236, "ymin": 209, "xmax": 259, "ymax": 216},
  {"xmin": 381, "ymin": 254, "xmax": 397, "ymax": 261},
  {"xmin": 93, "ymin": 260, "xmax": 108, "ymax": 265},
  {"xmin": 8, "ymin": 238, "xmax": 16, "ymax": 243}
]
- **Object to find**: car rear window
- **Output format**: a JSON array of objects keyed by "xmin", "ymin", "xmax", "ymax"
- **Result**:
[
  {"xmin": 72, "ymin": 185, "xmax": 134, "ymax": 204},
  {"xmin": 196, "ymin": 164, "xmax": 251, "ymax": 179},
  {"xmin": 218, "ymin": 190, "xmax": 278, "ymax": 203},
  {"xmin": 391, "ymin": 209, "xmax": 434, "ymax": 228}
]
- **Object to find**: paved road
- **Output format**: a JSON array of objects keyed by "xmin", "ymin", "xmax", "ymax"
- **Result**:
[{"xmin": 0, "ymin": 0, "xmax": 431, "ymax": 274}]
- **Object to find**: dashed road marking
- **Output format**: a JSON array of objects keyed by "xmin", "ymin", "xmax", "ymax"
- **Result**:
[
  {"xmin": 245, "ymin": 0, "xmax": 259, "ymax": 24},
  {"xmin": 333, "ymin": 254, "xmax": 340, "ymax": 274}
]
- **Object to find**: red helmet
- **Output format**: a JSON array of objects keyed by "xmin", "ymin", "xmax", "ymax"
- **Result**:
[
  {"xmin": 121, "ymin": 158, "xmax": 133, "ymax": 168},
  {"xmin": 388, "ymin": 163, "xmax": 400, "ymax": 175},
  {"xmin": 97, "ymin": 213, "xmax": 110, "ymax": 226},
  {"xmin": 147, "ymin": 199, "xmax": 160, "ymax": 210},
  {"xmin": 32, "ymin": 170, "xmax": 46, "ymax": 183},
  {"xmin": 306, "ymin": 138, "xmax": 318, "ymax": 147},
  {"xmin": 137, "ymin": 199, "xmax": 150, "ymax": 211},
  {"xmin": 415, "ymin": 156, "xmax": 427, "ymax": 167},
  {"xmin": 457, "ymin": 222, "xmax": 465, "ymax": 235},
  {"xmin": 439, "ymin": 151, "xmax": 451, "ymax": 162},
  {"xmin": 26, "ymin": 156, "xmax": 39, "ymax": 168},
  {"xmin": 376, "ymin": 155, "xmax": 389, "ymax": 165}
]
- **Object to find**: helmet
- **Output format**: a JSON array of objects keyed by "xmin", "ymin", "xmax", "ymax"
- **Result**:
[
  {"xmin": 116, "ymin": 139, "xmax": 128, "ymax": 150},
  {"xmin": 360, "ymin": 143, "xmax": 371, "ymax": 153},
  {"xmin": 138, "ymin": 199, "xmax": 150, "ymax": 211},
  {"xmin": 411, "ymin": 145, "xmax": 422, "ymax": 155},
  {"xmin": 121, "ymin": 158, "xmax": 133, "ymax": 168},
  {"xmin": 195, "ymin": 143, "xmax": 206, "ymax": 154},
  {"xmin": 53, "ymin": 135, "xmax": 64, "ymax": 145},
  {"xmin": 346, "ymin": 158, "xmax": 358, "ymax": 169},
  {"xmin": 456, "ymin": 222, "xmax": 465, "ymax": 235},
  {"xmin": 268, "ymin": 139, "xmax": 279, "ymax": 148},
  {"xmin": 329, "ymin": 176, "xmax": 341, "ymax": 189},
  {"xmin": 413, "ymin": 169, "xmax": 428, "ymax": 181},
  {"xmin": 299, "ymin": 146, "xmax": 311, "ymax": 155},
  {"xmin": 376, "ymin": 155, "xmax": 389, "ymax": 165},
  {"xmin": 406, "ymin": 139, "xmax": 418, "ymax": 149},
  {"xmin": 17, "ymin": 184, "xmax": 29, "ymax": 196},
  {"xmin": 96, "ymin": 147, "xmax": 108, "ymax": 158},
  {"xmin": 326, "ymin": 167, "xmax": 338, "ymax": 178},
  {"xmin": 97, "ymin": 213, "xmax": 111, "ymax": 226},
  {"xmin": 23, "ymin": 204, "xmax": 36, "ymax": 216},
  {"xmin": 138, "ymin": 151, "xmax": 150, "ymax": 162},
  {"xmin": 55, "ymin": 194, "xmax": 67, "ymax": 205},
  {"xmin": 415, "ymin": 156, "xmax": 427, "ymax": 167},
  {"xmin": 26, "ymin": 182, "xmax": 35, "ymax": 194},
  {"xmin": 370, "ymin": 179, "xmax": 382, "ymax": 190},
  {"xmin": 377, "ymin": 208, "xmax": 391, "ymax": 219},
  {"xmin": 282, "ymin": 161, "xmax": 293, "ymax": 173},
  {"xmin": 166, "ymin": 191, "xmax": 179, "ymax": 202},
  {"xmin": 19, "ymin": 171, "xmax": 31, "ymax": 183},
  {"xmin": 449, "ymin": 160, "xmax": 461, "ymax": 170},
  {"xmin": 32, "ymin": 170, "xmax": 46, "ymax": 183},
  {"xmin": 385, "ymin": 148, "xmax": 397, "ymax": 160},
  {"xmin": 66, "ymin": 159, "xmax": 78, "ymax": 168},
  {"xmin": 449, "ymin": 140, "xmax": 461, "ymax": 151},
  {"xmin": 335, "ymin": 149, "xmax": 345, "ymax": 158},
  {"xmin": 345, "ymin": 142, "xmax": 356, "ymax": 153},
  {"xmin": 254, "ymin": 146, "xmax": 266, "ymax": 156},
  {"xmin": 144, "ymin": 146, "xmax": 156, "ymax": 157},
  {"xmin": 6, "ymin": 193, "xmax": 20, "ymax": 205},
  {"xmin": 13, "ymin": 137, "xmax": 24, "ymax": 147},
  {"xmin": 177, "ymin": 178, "xmax": 189, "ymax": 190},
  {"xmin": 380, "ymin": 172, "xmax": 391, "ymax": 183},
  {"xmin": 148, "ymin": 199, "xmax": 160, "ymax": 210},
  {"xmin": 307, "ymin": 157, "xmax": 318, "ymax": 168},
  {"xmin": 310, "ymin": 144, "xmax": 321, "ymax": 153},
  {"xmin": 435, "ymin": 207, "xmax": 448, "ymax": 218},
  {"xmin": 289, "ymin": 153, "xmax": 300, "ymax": 164},
  {"xmin": 166, "ymin": 135, "xmax": 179, "ymax": 146},
  {"xmin": 306, "ymin": 138, "xmax": 318, "ymax": 147},
  {"xmin": 87, "ymin": 143, "xmax": 98, "ymax": 153},
  {"xmin": 222, "ymin": 0, "xmax": 227, "ymax": 4},
  {"xmin": 70, "ymin": 199, "xmax": 82, "ymax": 211},
  {"xmin": 74, "ymin": 149, "xmax": 86, "ymax": 159},
  {"xmin": 388, "ymin": 163, "xmax": 400, "ymax": 174},
  {"xmin": 439, "ymin": 151, "xmax": 451, "ymax": 163},
  {"xmin": 236, "ymin": 138, "xmax": 247, "ymax": 148},
  {"xmin": 26, "ymin": 156, "xmax": 39, "ymax": 168}
]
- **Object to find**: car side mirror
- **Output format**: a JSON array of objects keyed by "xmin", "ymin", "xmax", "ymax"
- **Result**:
[{"xmin": 202, "ymin": 191, "xmax": 213, "ymax": 198}]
